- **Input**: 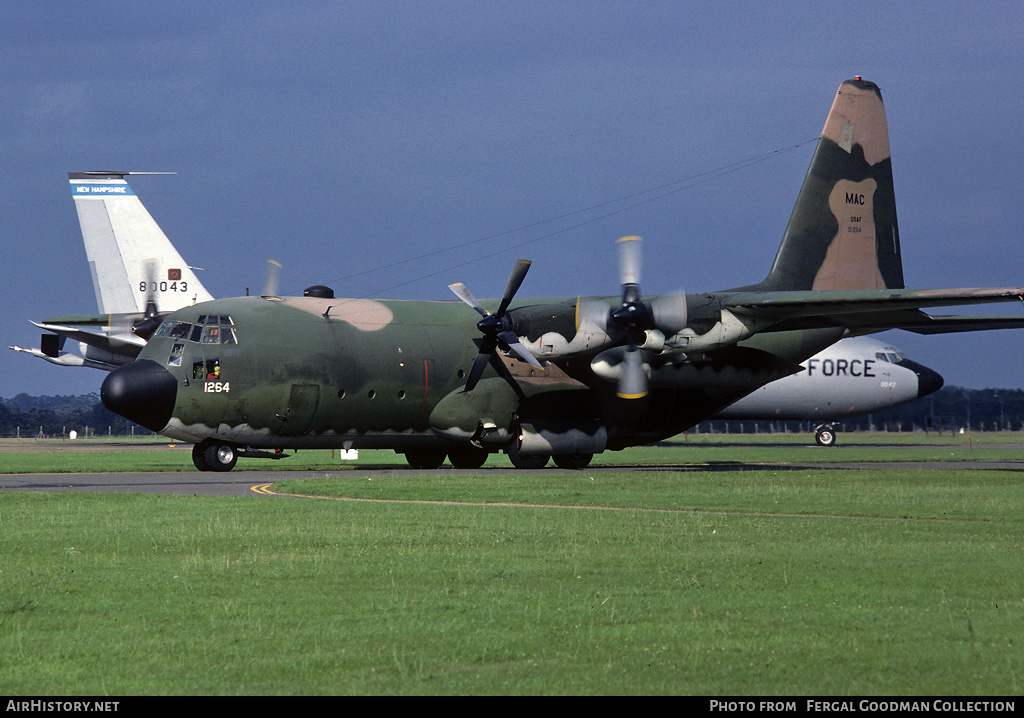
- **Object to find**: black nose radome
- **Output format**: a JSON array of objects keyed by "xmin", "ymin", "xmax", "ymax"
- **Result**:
[
  {"xmin": 101, "ymin": 359, "xmax": 178, "ymax": 431},
  {"xmin": 916, "ymin": 365, "xmax": 945, "ymax": 398},
  {"xmin": 897, "ymin": 358, "xmax": 945, "ymax": 399}
]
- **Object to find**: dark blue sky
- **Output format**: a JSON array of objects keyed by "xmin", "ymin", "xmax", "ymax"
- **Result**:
[{"xmin": 3, "ymin": 1, "xmax": 1023, "ymax": 397}]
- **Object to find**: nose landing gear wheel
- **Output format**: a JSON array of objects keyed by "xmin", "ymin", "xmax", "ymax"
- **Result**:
[
  {"xmin": 192, "ymin": 441, "xmax": 238, "ymax": 471},
  {"xmin": 815, "ymin": 426, "xmax": 837, "ymax": 447}
]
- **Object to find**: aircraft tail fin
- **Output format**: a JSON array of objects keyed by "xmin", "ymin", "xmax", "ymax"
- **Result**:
[
  {"xmin": 69, "ymin": 172, "xmax": 214, "ymax": 314},
  {"xmin": 753, "ymin": 78, "xmax": 903, "ymax": 292}
]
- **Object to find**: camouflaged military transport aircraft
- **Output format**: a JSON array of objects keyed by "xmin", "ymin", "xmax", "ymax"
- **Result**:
[
  {"xmin": 97, "ymin": 78, "xmax": 1024, "ymax": 471},
  {"xmin": 10, "ymin": 172, "xmax": 213, "ymax": 369},
  {"xmin": 16, "ymin": 166, "xmax": 948, "ymax": 455}
]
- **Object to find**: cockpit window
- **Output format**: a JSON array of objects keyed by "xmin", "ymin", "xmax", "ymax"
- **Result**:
[
  {"xmin": 192, "ymin": 357, "xmax": 221, "ymax": 380},
  {"xmin": 168, "ymin": 342, "xmax": 185, "ymax": 367},
  {"xmin": 875, "ymin": 350, "xmax": 907, "ymax": 364},
  {"xmin": 166, "ymin": 322, "xmax": 192, "ymax": 339},
  {"xmin": 202, "ymin": 324, "xmax": 237, "ymax": 344},
  {"xmin": 196, "ymin": 315, "xmax": 233, "ymax": 326},
  {"xmin": 156, "ymin": 316, "xmax": 237, "ymax": 344},
  {"xmin": 201, "ymin": 325, "xmax": 223, "ymax": 344}
]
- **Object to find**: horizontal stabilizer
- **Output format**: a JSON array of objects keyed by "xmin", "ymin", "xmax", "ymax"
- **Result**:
[{"xmin": 32, "ymin": 318, "xmax": 147, "ymax": 353}]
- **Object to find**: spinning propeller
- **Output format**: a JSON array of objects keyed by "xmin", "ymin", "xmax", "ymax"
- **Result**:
[
  {"xmin": 611, "ymin": 237, "xmax": 650, "ymax": 399},
  {"xmin": 107, "ymin": 260, "xmax": 162, "ymax": 348},
  {"xmin": 129, "ymin": 261, "xmax": 163, "ymax": 340},
  {"xmin": 449, "ymin": 258, "xmax": 542, "ymax": 392},
  {"xmin": 602, "ymin": 236, "xmax": 688, "ymax": 399}
]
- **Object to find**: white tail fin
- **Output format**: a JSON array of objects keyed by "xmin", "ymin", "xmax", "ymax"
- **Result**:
[{"xmin": 69, "ymin": 172, "xmax": 214, "ymax": 314}]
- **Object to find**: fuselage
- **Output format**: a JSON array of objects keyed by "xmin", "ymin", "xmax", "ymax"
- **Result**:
[{"xmin": 101, "ymin": 292, "xmax": 845, "ymax": 453}]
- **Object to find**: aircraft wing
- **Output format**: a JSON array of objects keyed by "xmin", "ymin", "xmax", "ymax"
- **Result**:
[
  {"xmin": 856, "ymin": 314, "xmax": 1024, "ymax": 335},
  {"xmin": 722, "ymin": 287, "xmax": 1024, "ymax": 319}
]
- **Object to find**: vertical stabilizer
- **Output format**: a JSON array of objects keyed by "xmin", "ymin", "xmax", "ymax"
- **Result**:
[
  {"xmin": 69, "ymin": 172, "xmax": 214, "ymax": 314},
  {"xmin": 755, "ymin": 78, "xmax": 903, "ymax": 291}
]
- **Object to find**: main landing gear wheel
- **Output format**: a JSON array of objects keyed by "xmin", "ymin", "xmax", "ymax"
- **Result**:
[
  {"xmin": 553, "ymin": 453, "xmax": 594, "ymax": 470},
  {"xmin": 447, "ymin": 446, "xmax": 489, "ymax": 469},
  {"xmin": 192, "ymin": 441, "xmax": 238, "ymax": 472},
  {"xmin": 506, "ymin": 442, "xmax": 549, "ymax": 469},
  {"xmin": 405, "ymin": 449, "xmax": 446, "ymax": 469},
  {"xmin": 815, "ymin": 426, "xmax": 837, "ymax": 447}
]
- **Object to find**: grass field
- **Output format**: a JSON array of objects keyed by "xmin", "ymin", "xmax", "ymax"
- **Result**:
[
  {"xmin": 0, "ymin": 430, "xmax": 1021, "ymax": 474},
  {"xmin": 0, "ymin": 434, "xmax": 1022, "ymax": 695}
]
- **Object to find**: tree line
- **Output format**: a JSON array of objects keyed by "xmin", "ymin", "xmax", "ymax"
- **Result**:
[
  {"xmin": 3, "ymin": 387, "xmax": 1024, "ymax": 439},
  {"xmin": 698, "ymin": 386, "xmax": 1024, "ymax": 435},
  {"xmin": 0, "ymin": 393, "xmax": 149, "ymax": 438}
]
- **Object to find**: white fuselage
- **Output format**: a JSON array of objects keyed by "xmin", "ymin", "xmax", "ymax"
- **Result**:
[{"xmin": 714, "ymin": 336, "xmax": 938, "ymax": 421}]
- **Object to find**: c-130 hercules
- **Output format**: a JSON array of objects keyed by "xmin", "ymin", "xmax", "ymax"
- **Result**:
[{"xmin": 98, "ymin": 78, "xmax": 1024, "ymax": 471}]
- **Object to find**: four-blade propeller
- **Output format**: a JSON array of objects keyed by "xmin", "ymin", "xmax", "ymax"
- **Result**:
[
  {"xmin": 115, "ymin": 260, "xmax": 163, "ymax": 343},
  {"xmin": 604, "ymin": 236, "xmax": 687, "ymax": 399},
  {"xmin": 450, "ymin": 238, "xmax": 686, "ymax": 398},
  {"xmin": 449, "ymin": 258, "xmax": 542, "ymax": 392},
  {"xmin": 610, "ymin": 236, "xmax": 651, "ymax": 399}
]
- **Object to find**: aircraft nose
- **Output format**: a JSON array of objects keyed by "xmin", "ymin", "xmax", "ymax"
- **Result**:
[
  {"xmin": 101, "ymin": 359, "xmax": 178, "ymax": 431},
  {"xmin": 898, "ymin": 359, "xmax": 944, "ymax": 399},
  {"xmin": 916, "ymin": 365, "xmax": 944, "ymax": 398}
]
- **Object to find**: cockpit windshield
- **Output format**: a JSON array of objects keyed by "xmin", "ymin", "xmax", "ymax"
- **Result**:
[
  {"xmin": 875, "ymin": 350, "xmax": 907, "ymax": 363},
  {"xmin": 154, "ymin": 315, "xmax": 237, "ymax": 345}
]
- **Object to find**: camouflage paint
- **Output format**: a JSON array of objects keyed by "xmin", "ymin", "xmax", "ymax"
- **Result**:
[
  {"xmin": 97, "ymin": 79, "xmax": 1024, "ymax": 469},
  {"xmin": 740, "ymin": 78, "xmax": 903, "ymax": 293}
]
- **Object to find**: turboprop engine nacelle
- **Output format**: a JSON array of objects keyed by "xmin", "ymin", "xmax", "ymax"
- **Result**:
[{"xmin": 516, "ymin": 291, "xmax": 689, "ymax": 362}]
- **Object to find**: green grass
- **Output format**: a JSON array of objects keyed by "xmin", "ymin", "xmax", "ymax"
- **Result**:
[
  {"xmin": 1, "ymin": 462, "xmax": 1022, "ymax": 694},
  {"xmin": 2, "ymin": 431, "xmax": 1022, "ymax": 474}
]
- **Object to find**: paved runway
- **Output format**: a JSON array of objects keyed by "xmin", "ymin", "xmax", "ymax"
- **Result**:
[
  {"xmin": 0, "ymin": 470, "xmax": 346, "ymax": 496},
  {"xmin": 2, "ymin": 459, "xmax": 1022, "ymax": 497}
]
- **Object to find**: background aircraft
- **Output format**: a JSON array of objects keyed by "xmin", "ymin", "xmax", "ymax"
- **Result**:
[
  {"xmin": 9, "ymin": 172, "xmax": 213, "ymax": 370},
  {"xmin": 96, "ymin": 78, "xmax": 1024, "ymax": 471},
  {"xmin": 713, "ymin": 336, "xmax": 943, "ymax": 445}
]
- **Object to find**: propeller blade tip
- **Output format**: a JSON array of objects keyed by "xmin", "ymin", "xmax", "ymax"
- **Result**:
[{"xmin": 616, "ymin": 391, "xmax": 648, "ymax": 400}]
